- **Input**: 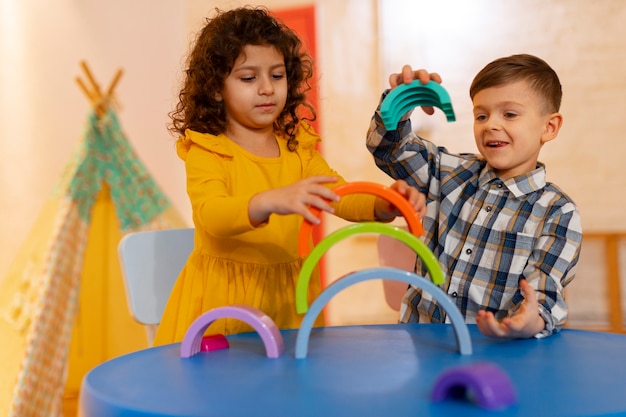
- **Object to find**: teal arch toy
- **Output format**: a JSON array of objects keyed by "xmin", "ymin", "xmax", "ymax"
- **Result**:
[
  {"xmin": 295, "ymin": 268, "xmax": 472, "ymax": 358},
  {"xmin": 380, "ymin": 80, "xmax": 456, "ymax": 129},
  {"xmin": 295, "ymin": 222, "xmax": 444, "ymax": 314}
]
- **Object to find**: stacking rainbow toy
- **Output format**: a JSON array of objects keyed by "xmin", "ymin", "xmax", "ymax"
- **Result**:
[
  {"xmin": 171, "ymin": 182, "xmax": 524, "ymax": 410},
  {"xmin": 179, "ymin": 181, "xmax": 472, "ymax": 359}
]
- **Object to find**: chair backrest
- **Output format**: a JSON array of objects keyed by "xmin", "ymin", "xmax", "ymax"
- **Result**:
[
  {"xmin": 377, "ymin": 232, "xmax": 417, "ymax": 311},
  {"xmin": 118, "ymin": 228, "xmax": 194, "ymax": 343}
]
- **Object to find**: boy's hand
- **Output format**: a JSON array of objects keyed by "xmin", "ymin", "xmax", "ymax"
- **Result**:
[
  {"xmin": 388, "ymin": 65, "xmax": 443, "ymax": 116},
  {"xmin": 475, "ymin": 279, "xmax": 546, "ymax": 339},
  {"xmin": 374, "ymin": 180, "xmax": 427, "ymax": 221}
]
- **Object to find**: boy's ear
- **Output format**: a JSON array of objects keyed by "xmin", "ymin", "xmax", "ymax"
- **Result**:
[{"xmin": 541, "ymin": 112, "xmax": 563, "ymax": 144}]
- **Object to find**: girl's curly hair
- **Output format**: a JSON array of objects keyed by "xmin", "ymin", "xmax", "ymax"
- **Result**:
[{"xmin": 169, "ymin": 6, "xmax": 316, "ymax": 151}]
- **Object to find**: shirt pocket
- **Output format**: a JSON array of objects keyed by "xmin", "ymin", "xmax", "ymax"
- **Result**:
[{"xmin": 488, "ymin": 231, "xmax": 535, "ymax": 282}]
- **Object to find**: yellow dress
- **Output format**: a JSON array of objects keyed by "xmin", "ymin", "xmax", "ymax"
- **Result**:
[{"xmin": 153, "ymin": 124, "xmax": 377, "ymax": 344}]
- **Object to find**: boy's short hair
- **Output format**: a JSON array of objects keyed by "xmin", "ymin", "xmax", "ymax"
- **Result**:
[{"xmin": 469, "ymin": 54, "xmax": 562, "ymax": 114}]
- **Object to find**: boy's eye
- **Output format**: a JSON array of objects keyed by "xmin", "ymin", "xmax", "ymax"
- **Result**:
[
  {"xmin": 475, "ymin": 114, "xmax": 487, "ymax": 122},
  {"xmin": 504, "ymin": 112, "xmax": 517, "ymax": 119}
]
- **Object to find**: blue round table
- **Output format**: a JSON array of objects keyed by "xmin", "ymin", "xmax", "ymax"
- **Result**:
[{"xmin": 79, "ymin": 324, "xmax": 626, "ymax": 416}]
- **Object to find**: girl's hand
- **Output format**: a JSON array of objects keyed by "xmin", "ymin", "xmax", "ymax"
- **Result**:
[
  {"xmin": 374, "ymin": 180, "xmax": 427, "ymax": 221},
  {"xmin": 476, "ymin": 279, "xmax": 546, "ymax": 339},
  {"xmin": 248, "ymin": 176, "xmax": 340, "ymax": 226},
  {"xmin": 388, "ymin": 65, "xmax": 443, "ymax": 116}
]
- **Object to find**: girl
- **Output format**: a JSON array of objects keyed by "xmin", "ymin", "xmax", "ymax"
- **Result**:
[{"xmin": 153, "ymin": 6, "xmax": 426, "ymax": 344}]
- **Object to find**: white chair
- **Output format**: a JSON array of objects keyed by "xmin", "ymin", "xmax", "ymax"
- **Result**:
[
  {"xmin": 118, "ymin": 228, "xmax": 195, "ymax": 345},
  {"xmin": 377, "ymin": 231, "xmax": 417, "ymax": 311}
]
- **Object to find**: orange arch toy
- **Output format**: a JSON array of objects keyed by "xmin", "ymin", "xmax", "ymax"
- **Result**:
[{"xmin": 297, "ymin": 181, "xmax": 424, "ymax": 257}]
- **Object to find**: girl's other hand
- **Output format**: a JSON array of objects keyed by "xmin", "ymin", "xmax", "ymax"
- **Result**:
[
  {"xmin": 374, "ymin": 180, "xmax": 427, "ymax": 221},
  {"xmin": 249, "ymin": 176, "xmax": 340, "ymax": 226}
]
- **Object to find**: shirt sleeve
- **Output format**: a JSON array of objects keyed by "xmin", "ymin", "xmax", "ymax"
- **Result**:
[
  {"xmin": 523, "ymin": 201, "xmax": 583, "ymax": 338},
  {"xmin": 366, "ymin": 91, "xmax": 440, "ymax": 193}
]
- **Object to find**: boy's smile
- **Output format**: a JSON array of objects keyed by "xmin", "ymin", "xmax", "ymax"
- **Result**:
[{"xmin": 472, "ymin": 80, "xmax": 562, "ymax": 179}]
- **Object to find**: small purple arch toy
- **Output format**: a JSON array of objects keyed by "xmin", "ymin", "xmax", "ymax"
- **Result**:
[{"xmin": 431, "ymin": 362, "xmax": 517, "ymax": 410}]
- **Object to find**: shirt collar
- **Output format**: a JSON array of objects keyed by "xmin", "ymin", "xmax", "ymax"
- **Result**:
[{"xmin": 478, "ymin": 162, "xmax": 547, "ymax": 197}]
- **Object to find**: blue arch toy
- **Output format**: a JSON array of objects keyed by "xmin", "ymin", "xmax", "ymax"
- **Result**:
[{"xmin": 295, "ymin": 268, "xmax": 472, "ymax": 358}]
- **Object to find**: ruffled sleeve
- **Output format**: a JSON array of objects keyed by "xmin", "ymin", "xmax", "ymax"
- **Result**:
[
  {"xmin": 176, "ymin": 129, "xmax": 233, "ymax": 161},
  {"xmin": 295, "ymin": 122, "xmax": 321, "ymax": 148}
]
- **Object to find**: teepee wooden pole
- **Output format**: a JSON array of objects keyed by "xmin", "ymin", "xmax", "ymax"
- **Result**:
[
  {"xmin": 76, "ymin": 61, "xmax": 124, "ymax": 118},
  {"xmin": 106, "ymin": 69, "xmax": 123, "ymax": 97},
  {"xmin": 75, "ymin": 77, "xmax": 96, "ymax": 103},
  {"xmin": 80, "ymin": 61, "xmax": 102, "ymax": 99}
]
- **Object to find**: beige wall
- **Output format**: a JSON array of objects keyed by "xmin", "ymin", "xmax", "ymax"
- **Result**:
[
  {"xmin": 0, "ymin": 0, "xmax": 190, "ymax": 278},
  {"xmin": 1, "ymin": 0, "xmax": 625, "ymax": 328}
]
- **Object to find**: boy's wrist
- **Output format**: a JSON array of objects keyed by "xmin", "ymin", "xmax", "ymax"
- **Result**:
[{"xmin": 534, "ymin": 312, "xmax": 547, "ymax": 334}]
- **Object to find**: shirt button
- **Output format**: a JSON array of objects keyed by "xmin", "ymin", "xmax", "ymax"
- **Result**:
[
  {"xmin": 485, "ymin": 206, "xmax": 492, "ymax": 212},
  {"xmin": 451, "ymin": 292, "xmax": 458, "ymax": 298},
  {"xmin": 497, "ymin": 183, "xmax": 503, "ymax": 188},
  {"xmin": 466, "ymin": 248, "xmax": 472, "ymax": 255}
]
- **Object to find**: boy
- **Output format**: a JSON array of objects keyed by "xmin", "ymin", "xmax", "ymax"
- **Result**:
[{"xmin": 367, "ymin": 54, "xmax": 582, "ymax": 338}]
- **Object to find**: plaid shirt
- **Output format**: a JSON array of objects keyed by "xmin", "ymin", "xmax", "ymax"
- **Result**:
[{"xmin": 367, "ymin": 97, "xmax": 582, "ymax": 337}]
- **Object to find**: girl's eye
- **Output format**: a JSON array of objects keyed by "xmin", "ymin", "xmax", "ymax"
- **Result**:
[
  {"xmin": 272, "ymin": 73, "xmax": 285, "ymax": 80},
  {"xmin": 241, "ymin": 76, "xmax": 255, "ymax": 82}
]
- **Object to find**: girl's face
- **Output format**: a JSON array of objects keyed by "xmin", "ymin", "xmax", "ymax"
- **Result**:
[{"xmin": 220, "ymin": 44, "xmax": 288, "ymax": 135}]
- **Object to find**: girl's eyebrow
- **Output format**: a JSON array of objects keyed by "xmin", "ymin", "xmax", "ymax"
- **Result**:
[{"xmin": 233, "ymin": 63, "xmax": 286, "ymax": 71}]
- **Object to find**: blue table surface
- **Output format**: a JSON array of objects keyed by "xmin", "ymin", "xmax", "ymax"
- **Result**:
[{"xmin": 80, "ymin": 324, "xmax": 626, "ymax": 417}]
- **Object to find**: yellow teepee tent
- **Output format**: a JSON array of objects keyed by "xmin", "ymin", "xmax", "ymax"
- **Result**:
[{"xmin": 0, "ymin": 62, "xmax": 187, "ymax": 417}]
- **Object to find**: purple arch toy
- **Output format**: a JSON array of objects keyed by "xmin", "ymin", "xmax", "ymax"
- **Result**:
[
  {"xmin": 431, "ymin": 362, "xmax": 517, "ymax": 410},
  {"xmin": 180, "ymin": 305, "xmax": 285, "ymax": 358}
]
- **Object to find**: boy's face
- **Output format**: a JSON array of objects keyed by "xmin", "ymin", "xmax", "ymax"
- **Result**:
[
  {"xmin": 472, "ymin": 80, "xmax": 562, "ymax": 179},
  {"xmin": 219, "ymin": 44, "xmax": 288, "ymax": 136}
]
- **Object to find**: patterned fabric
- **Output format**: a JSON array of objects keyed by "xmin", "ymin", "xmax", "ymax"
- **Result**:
[
  {"xmin": 367, "ymin": 98, "xmax": 582, "ymax": 338},
  {"xmin": 1, "ymin": 109, "xmax": 179, "ymax": 417},
  {"xmin": 68, "ymin": 112, "xmax": 170, "ymax": 230},
  {"xmin": 6, "ymin": 202, "xmax": 87, "ymax": 416}
]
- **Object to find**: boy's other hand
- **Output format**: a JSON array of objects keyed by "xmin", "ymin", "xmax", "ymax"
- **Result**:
[{"xmin": 475, "ymin": 279, "xmax": 546, "ymax": 339}]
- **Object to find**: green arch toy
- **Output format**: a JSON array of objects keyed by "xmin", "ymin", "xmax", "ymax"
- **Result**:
[{"xmin": 295, "ymin": 222, "xmax": 444, "ymax": 314}]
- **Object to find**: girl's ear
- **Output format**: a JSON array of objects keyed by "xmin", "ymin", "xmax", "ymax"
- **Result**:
[
  {"xmin": 541, "ymin": 112, "xmax": 563, "ymax": 144},
  {"xmin": 214, "ymin": 92, "xmax": 223, "ymax": 102}
]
